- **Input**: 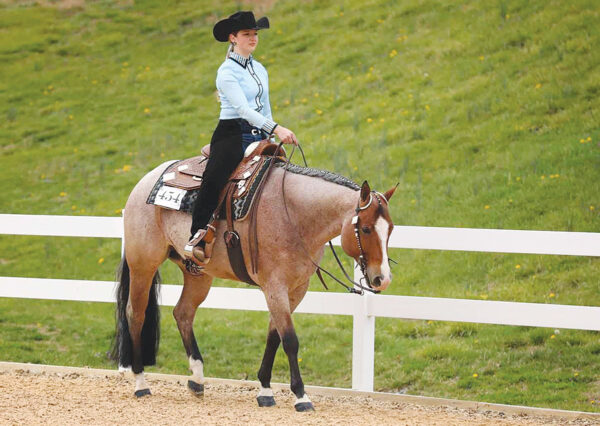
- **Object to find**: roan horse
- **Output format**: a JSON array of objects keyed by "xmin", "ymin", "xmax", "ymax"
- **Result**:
[{"xmin": 111, "ymin": 157, "xmax": 396, "ymax": 412}]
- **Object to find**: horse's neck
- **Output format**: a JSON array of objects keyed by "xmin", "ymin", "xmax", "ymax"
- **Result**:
[{"xmin": 286, "ymin": 174, "xmax": 358, "ymax": 250}]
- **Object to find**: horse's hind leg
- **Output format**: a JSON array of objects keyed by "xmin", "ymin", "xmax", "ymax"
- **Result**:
[
  {"xmin": 172, "ymin": 268, "xmax": 213, "ymax": 396},
  {"xmin": 126, "ymin": 264, "xmax": 161, "ymax": 397},
  {"xmin": 261, "ymin": 281, "xmax": 313, "ymax": 412}
]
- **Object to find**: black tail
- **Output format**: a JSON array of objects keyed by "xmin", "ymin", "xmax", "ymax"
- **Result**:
[{"xmin": 110, "ymin": 255, "xmax": 161, "ymax": 368}]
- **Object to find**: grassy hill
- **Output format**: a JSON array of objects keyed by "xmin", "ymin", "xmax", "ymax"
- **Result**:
[{"xmin": 1, "ymin": 0, "xmax": 599, "ymax": 411}]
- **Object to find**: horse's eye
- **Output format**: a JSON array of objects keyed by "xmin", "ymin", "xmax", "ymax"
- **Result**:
[{"xmin": 361, "ymin": 226, "xmax": 371, "ymax": 234}]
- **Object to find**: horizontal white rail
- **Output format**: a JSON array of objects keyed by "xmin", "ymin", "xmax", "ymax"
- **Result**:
[
  {"xmin": 2, "ymin": 277, "xmax": 599, "ymax": 331},
  {"xmin": 2, "ymin": 214, "xmax": 599, "ymax": 256},
  {"xmin": 391, "ymin": 226, "xmax": 600, "ymax": 256},
  {"xmin": 0, "ymin": 214, "xmax": 123, "ymax": 238}
]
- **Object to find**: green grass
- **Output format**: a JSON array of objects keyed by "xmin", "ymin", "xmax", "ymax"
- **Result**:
[{"xmin": 1, "ymin": 0, "xmax": 600, "ymax": 412}]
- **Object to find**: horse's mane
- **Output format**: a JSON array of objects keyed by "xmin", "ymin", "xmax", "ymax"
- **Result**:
[{"xmin": 274, "ymin": 162, "xmax": 360, "ymax": 191}]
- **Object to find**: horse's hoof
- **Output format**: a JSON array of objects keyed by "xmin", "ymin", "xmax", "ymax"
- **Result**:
[
  {"xmin": 187, "ymin": 380, "xmax": 204, "ymax": 396},
  {"xmin": 134, "ymin": 388, "xmax": 151, "ymax": 398},
  {"xmin": 257, "ymin": 395, "xmax": 276, "ymax": 407},
  {"xmin": 294, "ymin": 402, "xmax": 314, "ymax": 412}
]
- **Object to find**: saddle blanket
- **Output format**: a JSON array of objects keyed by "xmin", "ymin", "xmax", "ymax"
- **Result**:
[{"xmin": 146, "ymin": 157, "xmax": 274, "ymax": 221}]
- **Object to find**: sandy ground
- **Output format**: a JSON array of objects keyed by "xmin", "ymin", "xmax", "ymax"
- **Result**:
[{"xmin": 0, "ymin": 370, "xmax": 597, "ymax": 425}]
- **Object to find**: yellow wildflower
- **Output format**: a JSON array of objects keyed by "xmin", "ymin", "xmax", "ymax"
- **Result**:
[
  {"xmin": 472, "ymin": 373, "xmax": 478, "ymax": 378},
  {"xmin": 98, "ymin": 258, "xmax": 105, "ymax": 264},
  {"xmin": 59, "ymin": 192, "xmax": 67, "ymax": 197},
  {"xmin": 515, "ymin": 264, "xmax": 521, "ymax": 269},
  {"xmin": 389, "ymin": 49, "xmax": 397, "ymax": 58},
  {"xmin": 484, "ymin": 205, "xmax": 490, "ymax": 209},
  {"xmin": 115, "ymin": 208, "xmax": 123, "ymax": 214},
  {"xmin": 314, "ymin": 93, "xmax": 319, "ymax": 98},
  {"xmin": 535, "ymin": 83, "xmax": 542, "ymax": 89},
  {"xmin": 549, "ymin": 292, "xmax": 555, "ymax": 298},
  {"xmin": 316, "ymin": 109, "xmax": 322, "ymax": 115},
  {"xmin": 590, "ymin": 205, "xmax": 595, "ymax": 211},
  {"xmin": 479, "ymin": 55, "xmax": 485, "ymax": 61},
  {"xmin": 367, "ymin": 118, "xmax": 373, "ymax": 123},
  {"xmin": 71, "ymin": 205, "xmax": 77, "ymax": 210},
  {"xmin": 550, "ymin": 334, "xmax": 555, "ymax": 339},
  {"xmin": 144, "ymin": 107, "xmax": 151, "ymax": 114},
  {"xmin": 122, "ymin": 165, "xmax": 132, "ymax": 172}
]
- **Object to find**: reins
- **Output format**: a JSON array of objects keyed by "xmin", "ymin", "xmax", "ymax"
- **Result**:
[{"xmin": 278, "ymin": 142, "xmax": 380, "ymax": 295}]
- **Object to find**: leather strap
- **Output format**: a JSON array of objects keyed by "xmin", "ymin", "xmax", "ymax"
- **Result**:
[{"xmin": 223, "ymin": 183, "xmax": 258, "ymax": 286}]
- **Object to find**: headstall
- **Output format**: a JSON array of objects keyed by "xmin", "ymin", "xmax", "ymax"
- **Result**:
[{"xmin": 352, "ymin": 192, "xmax": 388, "ymax": 290}]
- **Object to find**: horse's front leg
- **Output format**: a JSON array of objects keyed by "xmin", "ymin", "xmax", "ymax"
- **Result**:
[
  {"xmin": 256, "ymin": 318, "xmax": 280, "ymax": 407},
  {"xmin": 262, "ymin": 283, "xmax": 314, "ymax": 412},
  {"xmin": 173, "ymin": 270, "xmax": 213, "ymax": 396}
]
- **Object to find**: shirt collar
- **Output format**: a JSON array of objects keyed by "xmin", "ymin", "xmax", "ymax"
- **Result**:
[{"xmin": 228, "ymin": 51, "xmax": 252, "ymax": 68}]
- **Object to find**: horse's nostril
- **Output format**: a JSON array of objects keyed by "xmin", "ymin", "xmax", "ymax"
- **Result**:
[{"xmin": 372, "ymin": 276, "xmax": 383, "ymax": 288}]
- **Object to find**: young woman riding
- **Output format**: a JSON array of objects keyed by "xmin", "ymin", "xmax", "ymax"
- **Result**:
[{"xmin": 184, "ymin": 11, "xmax": 297, "ymax": 264}]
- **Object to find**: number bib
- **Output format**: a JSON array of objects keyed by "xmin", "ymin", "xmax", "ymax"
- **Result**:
[{"xmin": 154, "ymin": 185, "xmax": 187, "ymax": 210}]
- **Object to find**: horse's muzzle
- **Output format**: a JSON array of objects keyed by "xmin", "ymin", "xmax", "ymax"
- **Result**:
[{"xmin": 371, "ymin": 274, "xmax": 391, "ymax": 290}]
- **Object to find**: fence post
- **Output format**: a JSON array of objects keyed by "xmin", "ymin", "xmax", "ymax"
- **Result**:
[{"xmin": 352, "ymin": 261, "xmax": 375, "ymax": 391}]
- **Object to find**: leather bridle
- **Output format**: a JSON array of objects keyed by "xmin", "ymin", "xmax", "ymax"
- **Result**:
[{"xmin": 352, "ymin": 191, "xmax": 389, "ymax": 290}]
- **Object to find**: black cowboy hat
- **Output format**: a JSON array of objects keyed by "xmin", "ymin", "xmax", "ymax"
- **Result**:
[{"xmin": 213, "ymin": 11, "xmax": 270, "ymax": 42}]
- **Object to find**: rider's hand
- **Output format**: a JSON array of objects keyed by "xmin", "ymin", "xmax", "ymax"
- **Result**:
[{"xmin": 273, "ymin": 125, "xmax": 298, "ymax": 145}]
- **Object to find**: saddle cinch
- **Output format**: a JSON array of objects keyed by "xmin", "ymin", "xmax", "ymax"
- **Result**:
[{"xmin": 162, "ymin": 140, "xmax": 286, "ymax": 285}]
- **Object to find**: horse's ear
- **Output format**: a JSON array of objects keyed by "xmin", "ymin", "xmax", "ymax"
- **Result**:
[
  {"xmin": 360, "ymin": 181, "xmax": 371, "ymax": 204},
  {"xmin": 384, "ymin": 183, "xmax": 399, "ymax": 201}
]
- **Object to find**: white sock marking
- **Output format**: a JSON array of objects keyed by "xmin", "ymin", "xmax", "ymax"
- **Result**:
[
  {"xmin": 189, "ymin": 356, "xmax": 204, "ymax": 383},
  {"xmin": 134, "ymin": 373, "xmax": 149, "ymax": 391},
  {"xmin": 258, "ymin": 386, "xmax": 274, "ymax": 397},
  {"xmin": 295, "ymin": 394, "xmax": 312, "ymax": 404}
]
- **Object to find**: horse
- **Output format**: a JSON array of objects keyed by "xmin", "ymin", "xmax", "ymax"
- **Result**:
[{"xmin": 111, "ymin": 157, "xmax": 397, "ymax": 412}]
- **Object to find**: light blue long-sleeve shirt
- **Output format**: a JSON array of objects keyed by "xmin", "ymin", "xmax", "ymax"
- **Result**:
[{"xmin": 216, "ymin": 51, "xmax": 278, "ymax": 134}]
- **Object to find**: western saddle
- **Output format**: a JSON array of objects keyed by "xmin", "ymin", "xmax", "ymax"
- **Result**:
[{"xmin": 162, "ymin": 140, "xmax": 286, "ymax": 284}]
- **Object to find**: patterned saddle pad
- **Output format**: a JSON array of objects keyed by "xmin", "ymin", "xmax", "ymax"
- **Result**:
[{"xmin": 146, "ymin": 156, "xmax": 275, "ymax": 221}]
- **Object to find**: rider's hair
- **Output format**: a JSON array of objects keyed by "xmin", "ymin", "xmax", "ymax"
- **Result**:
[{"xmin": 225, "ymin": 31, "xmax": 239, "ymax": 59}]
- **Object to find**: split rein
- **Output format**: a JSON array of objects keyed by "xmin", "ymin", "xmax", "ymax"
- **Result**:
[{"xmin": 277, "ymin": 141, "xmax": 381, "ymax": 295}]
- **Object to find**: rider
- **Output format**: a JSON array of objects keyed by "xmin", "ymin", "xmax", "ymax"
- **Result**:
[{"xmin": 184, "ymin": 11, "xmax": 297, "ymax": 264}]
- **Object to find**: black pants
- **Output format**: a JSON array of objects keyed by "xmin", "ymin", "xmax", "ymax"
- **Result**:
[{"xmin": 190, "ymin": 119, "xmax": 244, "ymax": 235}]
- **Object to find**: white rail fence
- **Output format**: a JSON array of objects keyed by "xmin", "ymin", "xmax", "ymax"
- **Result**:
[{"xmin": 1, "ymin": 213, "xmax": 599, "ymax": 392}]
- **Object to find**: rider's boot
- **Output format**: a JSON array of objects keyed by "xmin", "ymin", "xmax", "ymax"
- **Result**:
[{"xmin": 184, "ymin": 224, "xmax": 216, "ymax": 266}]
